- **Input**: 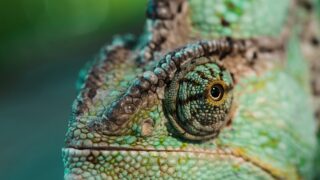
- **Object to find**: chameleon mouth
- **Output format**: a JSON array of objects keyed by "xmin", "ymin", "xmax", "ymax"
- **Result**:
[{"xmin": 63, "ymin": 146, "xmax": 290, "ymax": 179}]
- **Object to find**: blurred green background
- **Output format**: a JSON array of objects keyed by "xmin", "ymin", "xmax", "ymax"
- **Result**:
[{"xmin": 0, "ymin": 1, "xmax": 146, "ymax": 179}]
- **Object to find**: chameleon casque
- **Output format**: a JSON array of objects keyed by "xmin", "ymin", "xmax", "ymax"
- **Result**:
[{"xmin": 62, "ymin": 0, "xmax": 320, "ymax": 179}]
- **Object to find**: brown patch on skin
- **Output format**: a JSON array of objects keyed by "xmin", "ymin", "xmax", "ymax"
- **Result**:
[
  {"xmin": 219, "ymin": 38, "xmax": 285, "ymax": 83},
  {"xmin": 316, "ymin": 110, "xmax": 320, "ymax": 120},
  {"xmin": 220, "ymin": 18, "xmax": 230, "ymax": 27},
  {"xmin": 75, "ymin": 46, "xmax": 133, "ymax": 116},
  {"xmin": 297, "ymin": 0, "xmax": 314, "ymax": 11},
  {"xmin": 244, "ymin": 48, "xmax": 259, "ymax": 66},
  {"xmin": 313, "ymin": 79, "xmax": 320, "ymax": 96},
  {"xmin": 86, "ymin": 154, "xmax": 99, "ymax": 164},
  {"xmin": 314, "ymin": 95, "xmax": 320, "ymax": 123},
  {"xmin": 141, "ymin": 119, "xmax": 154, "ymax": 137},
  {"xmin": 88, "ymin": 89, "xmax": 97, "ymax": 99},
  {"xmin": 221, "ymin": 55, "xmax": 260, "ymax": 83}
]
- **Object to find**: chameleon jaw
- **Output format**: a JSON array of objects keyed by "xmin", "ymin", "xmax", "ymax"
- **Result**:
[{"xmin": 62, "ymin": 146, "xmax": 295, "ymax": 179}]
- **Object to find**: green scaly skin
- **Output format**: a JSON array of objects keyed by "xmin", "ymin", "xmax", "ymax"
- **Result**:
[{"xmin": 63, "ymin": 0, "xmax": 320, "ymax": 179}]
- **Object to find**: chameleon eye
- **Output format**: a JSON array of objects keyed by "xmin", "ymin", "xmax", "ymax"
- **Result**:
[{"xmin": 163, "ymin": 57, "xmax": 233, "ymax": 141}]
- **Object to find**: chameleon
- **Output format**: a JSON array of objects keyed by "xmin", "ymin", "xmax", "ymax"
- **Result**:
[{"xmin": 62, "ymin": 0, "xmax": 320, "ymax": 179}]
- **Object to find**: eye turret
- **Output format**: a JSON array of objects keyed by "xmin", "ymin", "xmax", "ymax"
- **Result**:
[{"xmin": 163, "ymin": 57, "xmax": 234, "ymax": 141}]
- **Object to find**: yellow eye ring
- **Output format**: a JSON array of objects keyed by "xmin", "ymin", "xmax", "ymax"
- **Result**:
[{"xmin": 205, "ymin": 80, "xmax": 228, "ymax": 106}]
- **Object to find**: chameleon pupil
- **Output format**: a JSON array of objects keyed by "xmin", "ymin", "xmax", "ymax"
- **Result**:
[{"xmin": 210, "ymin": 84, "xmax": 224, "ymax": 100}]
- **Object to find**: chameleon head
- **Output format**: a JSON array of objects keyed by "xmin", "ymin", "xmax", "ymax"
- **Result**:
[
  {"xmin": 63, "ymin": 38, "xmax": 317, "ymax": 179},
  {"xmin": 63, "ymin": 0, "xmax": 318, "ymax": 178},
  {"xmin": 164, "ymin": 57, "xmax": 234, "ymax": 140}
]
